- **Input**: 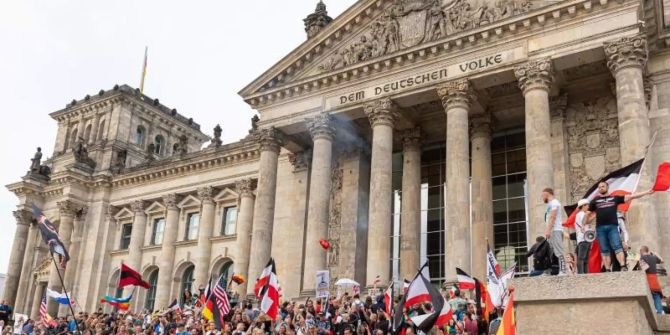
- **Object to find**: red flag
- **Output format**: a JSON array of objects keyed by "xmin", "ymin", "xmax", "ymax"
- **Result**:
[
  {"xmin": 653, "ymin": 162, "xmax": 670, "ymax": 191},
  {"xmin": 119, "ymin": 263, "xmax": 151, "ymax": 289},
  {"xmin": 497, "ymin": 292, "xmax": 516, "ymax": 335}
]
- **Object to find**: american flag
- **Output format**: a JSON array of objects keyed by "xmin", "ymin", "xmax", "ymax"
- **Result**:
[
  {"xmin": 40, "ymin": 294, "xmax": 56, "ymax": 328},
  {"xmin": 212, "ymin": 280, "xmax": 230, "ymax": 317}
]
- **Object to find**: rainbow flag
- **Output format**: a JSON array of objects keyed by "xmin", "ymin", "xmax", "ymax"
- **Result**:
[{"xmin": 100, "ymin": 293, "xmax": 133, "ymax": 310}]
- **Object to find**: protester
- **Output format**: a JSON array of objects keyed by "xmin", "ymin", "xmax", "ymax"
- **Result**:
[
  {"xmin": 639, "ymin": 246, "xmax": 665, "ymax": 314},
  {"xmin": 587, "ymin": 181, "xmax": 654, "ymax": 271},
  {"xmin": 573, "ymin": 199, "xmax": 592, "ymax": 274},
  {"xmin": 541, "ymin": 188, "xmax": 567, "ymax": 275}
]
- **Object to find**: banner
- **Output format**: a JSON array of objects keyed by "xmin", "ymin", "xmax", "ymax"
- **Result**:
[{"xmin": 315, "ymin": 270, "xmax": 330, "ymax": 298}]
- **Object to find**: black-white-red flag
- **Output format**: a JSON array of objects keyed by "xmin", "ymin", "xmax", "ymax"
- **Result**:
[
  {"xmin": 456, "ymin": 268, "xmax": 476, "ymax": 290},
  {"xmin": 403, "ymin": 262, "xmax": 452, "ymax": 333}
]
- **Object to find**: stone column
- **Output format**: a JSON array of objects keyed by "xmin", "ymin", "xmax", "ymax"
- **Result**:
[
  {"xmin": 59, "ymin": 207, "xmax": 87, "ymax": 316},
  {"xmin": 154, "ymin": 194, "xmax": 180, "ymax": 309},
  {"xmin": 302, "ymin": 112, "xmax": 335, "ymax": 293},
  {"xmin": 514, "ymin": 58, "xmax": 555, "ymax": 240},
  {"xmin": 470, "ymin": 114, "xmax": 494, "ymax": 279},
  {"xmin": 604, "ymin": 34, "xmax": 659, "ymax": 250},
  {"xmin": 364, "ymin": 98, "xmax": 398, "ymax": 285},
  {"xmin": 3, "ymin": 210, "xmax": 31, "ymax": 308},
  {"xmin": 30, "ymin": 283, "xmax": 46, "ymax": 319},
  {"xmin": 14, "ymin": 221, "xmax": 37, "ymax": 314},
  {"xmin": 127, "ymin": 201, "xmax": 147, "ymax": 271},
  {"xmin": 234, "ymin": 179, "xmax": 256, "ymax": 297},
  {"xmin": 399, "ymin": 128, "xmax": 422, "ymax": 280},
  {"xmin": 246, "ymin": 128, "xmax": 283, "ymax": 296},
  {"xmin": 437, "ymin": 79, "xmax": 474, "ymax": 278},
  {"xmin": 195, "ymin": 186, "xmax": 215, "ymax": 289},
  {"xmin": 47, "ymin": 201, "xmax": 77, "ymax": 315}
]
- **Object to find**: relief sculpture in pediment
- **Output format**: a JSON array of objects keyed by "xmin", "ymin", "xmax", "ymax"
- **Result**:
[{"xmin": 318, "ymin": 0, "xmax": 531, "ymax": 73}]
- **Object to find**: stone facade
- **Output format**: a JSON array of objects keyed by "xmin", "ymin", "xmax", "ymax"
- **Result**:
[{"xmin": 5, "ymin": 0, "xmax": 670, "ymax": 319}]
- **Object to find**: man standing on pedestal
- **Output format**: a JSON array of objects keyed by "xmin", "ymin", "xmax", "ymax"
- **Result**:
[{"xmin": 542, "ymin": 188, "xmax": 566, "ymax": 276}]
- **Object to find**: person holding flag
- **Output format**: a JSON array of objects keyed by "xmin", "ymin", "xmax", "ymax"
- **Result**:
[{"xmin": 587, "ymin": 180, "xmax": 655, "ymax": 271}]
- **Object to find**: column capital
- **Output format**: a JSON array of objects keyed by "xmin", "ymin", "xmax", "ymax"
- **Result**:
[
  {"xmin": 198, "ymin": 186, "xmax": 215, "ymax": 204},
  {"xmin": 162, "ymin": 194, "xmax": 181, "ymax": 210},
  {"xmin": 252, "ymin": 127, "xmax": 284, "ymax": 153},
  {"xmin": 365, "ymin": 98, "xmax": 398, "ymax": 128},
  {"xmin": 75, "ymin": 206, "xmax": 89, "ymax": 221},
  {"xmin": 131, "ymin": 200, "xmax": 146, "ymax": 213},
  {"xmin": 306, "ymin": 112, "xmax": 336, "ymax": 141},
  {"xmin": 470, "ymin": 114, "xmax": 493, "ymax": 139},
  {"xmin": 400, "ymin": 127, "xmax": 422, "ymax": 151},
  {"xmin": 105, "ymin": 205, "xmax": 120, "ymax": 220},
  {"xmin": 514, "ymin": 57, "xmax": 554, "ymax": 93},
  {"xmin": 57, "ymin": 200, "xmax": 78, "ymax": 217},
  {"xmin": 13, "ymin": 209, "xmax": 33, "ymax": 226},
  {"xmin": 288, "ymin": 150, "xmax": 312, "ymax": 172},
  {"xmin": 436, "ymin": 79, "xmax": 474, "ymax": 110},
  {"xmin": 235, "ymin": 179, "xmax": 257, "ymax": 198},
  {"xmin": 604, "ymin": 34, "xmax": 648, "ymax": 73}
]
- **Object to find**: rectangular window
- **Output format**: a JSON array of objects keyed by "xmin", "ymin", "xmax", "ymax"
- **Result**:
[
  {"xmin": 185, "ymin": 213, "xmax": 200, "ymax": 240},
  {"xmin": 222, "ymin": 206, "xmax": 238, "ymax": 236},
  {"xmin": 151, "ymin": 218, "xmax": 165, "ymax": 245},
  {"xmin": 120, "ymin": 224, "xmax": 132, "ymax": 249}
]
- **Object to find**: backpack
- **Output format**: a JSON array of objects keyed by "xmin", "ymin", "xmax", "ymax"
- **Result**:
[{"xmin": 532, "ymin": 240, "xmax": 553, "ymax": 270}]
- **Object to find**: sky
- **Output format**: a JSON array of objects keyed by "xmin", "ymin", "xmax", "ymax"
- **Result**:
[{"xmin": 0, "ymin": 0, "xmax": 351, "ymax": 274}]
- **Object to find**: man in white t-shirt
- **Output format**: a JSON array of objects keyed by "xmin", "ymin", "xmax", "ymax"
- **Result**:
[
  {"xmin": 542, "ymin": 187, "xmax": 566, "ymax": 275},
  {"xmin": 574, "ymin": 199, "xmax": 591, "ymax": 274}
]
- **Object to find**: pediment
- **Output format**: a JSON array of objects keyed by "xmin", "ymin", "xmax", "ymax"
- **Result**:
[
  {"xmin": 177, "ymin": 194, "xmax": 201, "ymax": 209},
  {"xmin": 214, "ymin": 187, "xmax": 238, "ymax": 202},
  {"xmin": 144, "ymin": 201, "xmax": 166, "ymax": 215},
  {"xmin": 114, "ymin": 207, "xmax": 134, "ymax": 220},
  {"xmin": 240, "ymin": 0, "xmax": 540, "ymax": 103}
]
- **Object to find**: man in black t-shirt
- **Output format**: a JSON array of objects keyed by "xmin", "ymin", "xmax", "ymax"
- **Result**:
[{"xmin": 587, "ymin": 181, "xmax": 654, "ymax": 271}]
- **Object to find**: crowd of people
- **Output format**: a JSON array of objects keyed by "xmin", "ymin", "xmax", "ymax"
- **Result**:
[{"xmin": 4, "ymin": 288, "xmax": 504, "ymax": 335}]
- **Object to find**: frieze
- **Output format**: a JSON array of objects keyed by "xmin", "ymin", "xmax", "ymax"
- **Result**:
[{"xmin": 318, "ymin": 0, "xmax": 531, "ymax": 73}]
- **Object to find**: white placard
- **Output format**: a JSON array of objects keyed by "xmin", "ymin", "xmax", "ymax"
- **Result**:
[{"xmin": 315, "ymin": 270, "xmax": 330, "ymax": 298}]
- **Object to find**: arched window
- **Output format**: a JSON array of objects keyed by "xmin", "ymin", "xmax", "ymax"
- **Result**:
[
  {"xmin": 70, "ymin": 128, "xmax": 78, "ymax": 148},
  {"xmin": 135, "ymin": 126, "xmax": 146, "ymax": 146},
  {"xmin": 154, "ymin": 135, "xmax": 164, "ymax": 155},
  {"xmin": 84, "ymin": 124, "xmax": 92, "ymax": 143},
  {"xmin": 181, "ymin": 265, "xmax": 195, "ymax": 305},
  {"xmin": 145, "ymin": 270, "xmax": 159, "ymax": 311},
  {"xmin": 217, "ymin": 262, "xmax": 233, "ymax": 290},
  {"xmin": 97, "ymin": 120, "xmax": 106, "ymax": 141}
]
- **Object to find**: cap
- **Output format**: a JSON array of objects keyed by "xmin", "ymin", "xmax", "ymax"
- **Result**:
[{"xmin": 577, "ymin": 199, "xmax": 589, "ymax": 207}]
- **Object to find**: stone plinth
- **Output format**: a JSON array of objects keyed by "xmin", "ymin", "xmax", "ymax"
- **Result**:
[{"xmin": 512, "ymin": 272, "xmax": 670, "ymax": 334}]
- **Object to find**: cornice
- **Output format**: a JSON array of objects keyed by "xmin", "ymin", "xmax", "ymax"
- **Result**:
[
  {"xmin": 111, "ymin": 140, "xmax": 259, "ymax": 188},
  {"xmin": 241, "ymin": 0, "xmax": 633, "ymax": 109}
]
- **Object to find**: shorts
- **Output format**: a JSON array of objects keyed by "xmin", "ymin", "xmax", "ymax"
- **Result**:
[{"xmin": 596, "ymin": 224, "xmax": 623, "ymax": 256}]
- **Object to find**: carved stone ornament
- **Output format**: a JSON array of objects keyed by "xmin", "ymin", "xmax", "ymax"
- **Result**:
[
  {"xmin": 365, "ymin": 97, "xmax": 398, "ymax": 128},
  {"xmin": 198, "ymin": 186, "xmax": 215, "ymax": 203},
  {"xmin": 105, "ymin": 205, "xmax": 120, "ymax": 220},
  {"xmin": 470, "ymin": 113, "xmax": 492, "ymax": 138},
  {"xmin": 131, "ymin": 200, "xmax": 146, "ymax": 213},
  {"xmin": 30, "ymin": 147, "xmax": 42, "ymax": 172},
  {"xmin": 436, "ymin": 79, "xmax": 474, "ymax": 110},
  {"xmin": 307, "ymin": 112, "xmax": 336, "ymax": 141},
  {"xmin": 76, "ymin": 206, "xmax": 89, "ymax": 220},
  {"xmin": 304, "ymin": 0, "xmax": 333, "ymax": 39},
  {"xmin": 253, "ymin": 127, "xmax": 284, "ymax": 153},
  {"xmin": 549, "ymin": 94, "xmax": 568, "ymax": 120},
  {"xmin": 288, "ymin": 150, "xmax": 312, "ymax": 172},
  {"xmin": 211, "ymin": 124, "xmax": 223, "ymax": 147},
  {"xmin": 13, "ymin": 209, "xmax": 33, "ymax": 226},
  {"xmin": 318, "ymin": 0, "xmax": 531, "ymax": 72},
  {"xmin": 514, "ymin": 57, "xmax": 554, "ymax": 93},
  {"xmin": 163, "ymin": 194, "xmax": 181, "ymax": 210},
  {"xmin": 400, "ymin": 127, "xmax": 422, "ymax": 150},
  {"xmin": 57, "ymin": 200, "xmax": 78, "ymax": 216},
  {"xmin": 235, "ymin": 179, "xmax": 257, "ymax": 198},
  {"xmin": 604, "ymin": 34, "xmax": 648, "ymax": 73}
]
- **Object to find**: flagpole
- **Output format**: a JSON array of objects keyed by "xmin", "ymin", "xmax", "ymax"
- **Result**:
[
  {"xmin": 49, "ymin": 252, "xmax": 82, "ymax": 335},
  {"xmin": 632, "ymin": 130, "xmax": 659, "ymax": 193},
  {"xmin": 139, "ymin": 46, "xmax": 148, "ymax": 94}
]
